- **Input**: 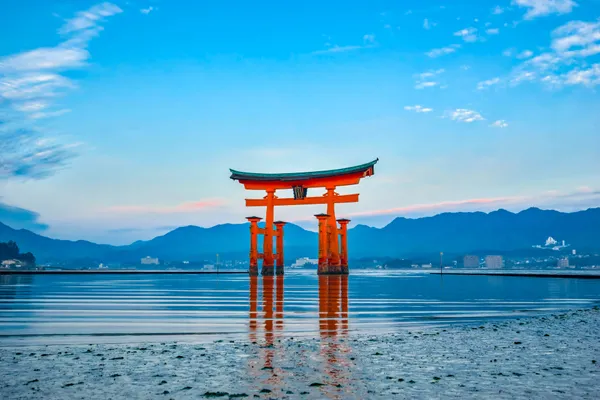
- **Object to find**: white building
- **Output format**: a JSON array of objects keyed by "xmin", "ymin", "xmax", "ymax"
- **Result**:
[
  {"xmin": 485, "ymin": 255, "xmax": 504, "ymax": 269},
  {"xmin": 557, "ymin": 258, "xmax": 569, "ymax": 268},
  {"xmin": 291, "ymin": 257, "xmax": 318, "ymax": 268},
  {"xmin": 141, "ymin": 256, "xmax": 159, "ymax": 265}
]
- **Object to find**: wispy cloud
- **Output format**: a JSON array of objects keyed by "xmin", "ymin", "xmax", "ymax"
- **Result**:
[
  {"xmin": 426, "ymin": 44, "xmax": 460, "ymax": 58},
  {"xmin": 312, "ymin": 45, "xmax": 366, "ymax": 55},
  {"xmin": 363, "ymin": 34, "xmax": 376, "ymax": 44},
  {"xmin": 140, "ymin": 6, "xmax": 154, "ymax": 14},
  {"xmin": 106, "ymin": 200, "xmax": 227, "ymax": 214},
  {"xmin": 517, "ymin": 49, "xmax": 534, "ymax": 59},
  {"xmin": 423, "ymin": 19, "xmax": 437, "ymax": 30},
  {"xmin": 446, "ymin": 108, "xmax": 485, "ymax": 123},
  {"xmin": 490, "ymin": 120, "xmax": 509, "ymax": 128},
  {"xmin": 404, "ymin": 105, "xmax": 433, "ymax": 113},
  {"xmin": 477, "ymin": 77, "xmax": 501, "ymax": 90},
  {"xmin": 312, "ymin": 34, "xmax": 375, "ymax": 55},
  {"xmin": 492, "ymin": 5, "xmax": 505, "ymax": 15},
  {"xmin": 346, "ymin": 187, "xmax": 600, "ymax": 218},
  {"xmin": 454, "ymin": 27, "xmax": 479, "ymax": 42},
  {"xmin": 509, "ymin": 18, "xmax": 600, "ymax": 88},
  {"xmin": 513, "ymin": 0, "xmax": 577, "ymax": 20},
  {"xmin": 486, "ymin": 28, "xmax": 500, "ymax": 35},
  {"xmin": 414, "ymin": 68, "xmax": 445, "ymax": 89},
  {"xmin": 0, "ymin": 2, "xmax": 122, "ymax": 180}
]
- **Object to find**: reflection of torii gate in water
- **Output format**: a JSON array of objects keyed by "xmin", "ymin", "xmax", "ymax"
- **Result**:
[{"xmin": 230, "ymin": 159, "xmax": 378, "ymax": 276}]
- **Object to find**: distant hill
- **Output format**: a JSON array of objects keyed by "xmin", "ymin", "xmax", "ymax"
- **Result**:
[
  {"xmin": 348, "ymin": 207, "xmax": 600, "ymax": 258},
  {"xmin": 1, "ymin": 207, "xmax": 599, "ymax": 263},
  {"xmin": 0, "ymin": 222, "xmax": 114, "ymax": 262}
]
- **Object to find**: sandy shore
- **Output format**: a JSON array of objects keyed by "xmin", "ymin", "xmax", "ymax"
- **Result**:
[{"xmin": 1, "ymin": 307, "xmax": 599, "ymax": 399}]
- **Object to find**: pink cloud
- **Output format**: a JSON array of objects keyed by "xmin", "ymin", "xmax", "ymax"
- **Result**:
[{"xmin": 106, "ymin": 199, "xmax": 226, "ymax": 214}]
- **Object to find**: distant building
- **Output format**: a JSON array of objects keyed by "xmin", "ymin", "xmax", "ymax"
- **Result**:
[
  {"xmin": 463, "ymin": 255, "xmax": 480, "ymax": 268},
  {"xmin": 485, "ymin": 255, "xmax": 504, "ymax": 269},
  {"xmin": 557, "ymin": 258, "xmax": 569, "ymax": 268},
  {"xmin": 545, "ymin": 237, "xmax": 557, "ymax": 246},
  {"xmin": 141, "ymin": 256, "xmax": 159, "ymax": 265},
  {"xmin": 291, "ymin": 257, "xmax": 318, "ymax": 268},
  {"xmin": 572, "ymin": 249, "xmax": 577, "ymax": 255},
  {"xmin": 421, "ymin": 263, "xmax": 433, "ymax": 269}
]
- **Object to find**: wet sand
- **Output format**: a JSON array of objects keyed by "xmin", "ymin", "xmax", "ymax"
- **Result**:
[{"xmin": 1, "ymin": 307, "xmax": 599, "ymax": 399}]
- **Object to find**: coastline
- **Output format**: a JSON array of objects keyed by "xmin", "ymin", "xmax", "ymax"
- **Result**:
[
  {"xmin": 0, "ymin": 270, "xmax": 248, "ymax": 275},
  {"xmin": 1, "ymin": 307, "xmax": 598, "ymax": 399}
]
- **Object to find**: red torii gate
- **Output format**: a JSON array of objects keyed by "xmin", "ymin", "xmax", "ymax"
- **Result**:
[{"xmin": 230, "ymin": 159, "xmax": 378, "ymax": 276}]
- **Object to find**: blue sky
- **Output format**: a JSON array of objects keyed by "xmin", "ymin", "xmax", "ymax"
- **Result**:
[{"xmin": 1, "ymin": 0, "xmax": 599, "ymax": 244}]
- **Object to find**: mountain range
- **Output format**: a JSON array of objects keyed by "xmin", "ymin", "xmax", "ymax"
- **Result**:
[{"xmin": 1, "ymin": 207, "xmax": 599, "ymax": 263}]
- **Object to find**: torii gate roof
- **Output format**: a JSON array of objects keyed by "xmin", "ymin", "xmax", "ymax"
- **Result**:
[{"xmin": 230, "ymin": 159, "xmax": 378, "ymax": 183}]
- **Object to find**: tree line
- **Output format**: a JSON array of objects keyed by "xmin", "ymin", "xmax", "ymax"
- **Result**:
[{"xmin": 0, "ymin": 241, "xmax": 36, "ymax": 266}]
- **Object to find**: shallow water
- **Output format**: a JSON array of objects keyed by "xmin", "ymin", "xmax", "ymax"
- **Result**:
[{"xmin": 1, "ymin": 270, "xmax": 599, "ymax": 345}]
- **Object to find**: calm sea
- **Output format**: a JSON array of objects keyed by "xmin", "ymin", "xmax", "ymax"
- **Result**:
[{"xmin": 1, "ymin": 270, "xmax": 599, "ymax": 345}]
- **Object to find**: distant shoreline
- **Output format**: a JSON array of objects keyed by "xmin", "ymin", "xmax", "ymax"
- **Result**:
[
  {"xmin": 431, "ymin": 270, "xmax": 600, "ymax": 279},
  {"xmin": 0, "ymin": 270, "xmax": 248, "ymax": 275}
]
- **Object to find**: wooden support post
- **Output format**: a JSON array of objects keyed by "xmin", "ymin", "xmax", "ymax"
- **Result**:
[
  {"xmin": 326, "ymin": 188, "xmax": 341, "ymax": 274},
  {"xmin": 274, "ymin": 221, "xmax": 286, "ymax": 276},
  {"xmin": 315, "ymin": 213, "xmax": 330, "ymax": 275},
  {"xmin": 262, "ymin": 189, "xmax": 276, "ymax": 275},
  {"xmin": 246, "ymin": 217, "xmax": 262, "ymax": 276},
  {"xmin": 337, "ymin": 218, "xmax": 350, "ymax": 275}
]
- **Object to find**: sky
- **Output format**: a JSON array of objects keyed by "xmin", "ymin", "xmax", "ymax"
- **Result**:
[{"xmin": 1, "ymin": 0, "xmax": 599, "ymax": 245}]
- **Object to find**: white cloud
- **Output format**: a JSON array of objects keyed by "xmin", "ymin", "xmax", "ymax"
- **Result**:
[
  {"xmin": 563, "ymin": 64, "xmax": 600, "ymax": 87},
  {"xmin": 0, "ymin": 3, "xmax": 122, "ymax": 180},
  {"xmin": 59, "ymin": 2, "xmax": 122, "ymax": 35},
  {"xmin": 513, "ymin": 0, "xmax": 577, "ymax": 20},
  {"xmin": 517, "ymin": 49, "xmax": 534, "ymax": 59},
  {"xmin": 13, "ymin": 100, "xmax": 48, "ymax": 112},
  {"xmin": 503, "ymin": 48, "xmax": 515, "ymax": 57},
  {"xmin": 363, "ymin": 34, "xmax": 376, "ymax": 44},
  {"xmin": 414, "ymin": 69, "xmax": 445, "ymax": 89},
  {"xmin": 552, "ymin": 19, "xmax": 600, "ymax": 58},
  {"xmin": 423, "ymin": 19, "xmax": 435, "ymax": 30},
  {"xmin": 415, "ymin": 81, "xmax": 439, "ymax": 89},
  {"xmin": 447, "ymin": 108, "xmax": 485, "ymax": 123},
  {"xmin": 426, "ymin": 44, "xmax": 460, "ymax": 58},
  {"xmin": 490, "ymin": 120, "xmax": 509, "ymax": 128},
  {"xmin": 140, "ymin": 6, "xmax": 154, "ymax": 14},
  {"xmin": 312, "ymin": 45, "xmax": 366, "ymax": 55},
  {"xmin": 477, "ymin": 77, "xmax": 501, "ymax": 90},
  {"xmin": 404, "ymin": 105, "xmax": 433, "ymax": 113},
  {"xmin": 30, "ymin": 109, "xmax": 72, "ymax": 120},
  {"xmin": 0, "ymin": 47, "xmax": 89, "ymax": 72},
  {"xmin": 492, "ymin": 5, "xmax": 505, "ymax": 14},
  {"xmin": 313, "ymin": 34, "xmax": 375, "ymax": 55},
  {"xmin": 486, "ymin": 28, "xmax": 500, "ymax": 35},
  {"xmin": 507, "ymin": 19, "xmax": 600, "ymax": 89},
  {"xmin": 454, "ymin": 27, "xmax": 479, "ymax": 42}
]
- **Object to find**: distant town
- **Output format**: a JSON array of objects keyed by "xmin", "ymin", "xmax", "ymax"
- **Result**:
[{"xmin": 2, "ymin": 236, "xmax": 599, "ymax": 273}]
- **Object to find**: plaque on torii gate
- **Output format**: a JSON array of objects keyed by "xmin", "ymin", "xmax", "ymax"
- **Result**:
[{"xmin": 230, "ymin": 159, "xmax": 378, "ymax": 276}]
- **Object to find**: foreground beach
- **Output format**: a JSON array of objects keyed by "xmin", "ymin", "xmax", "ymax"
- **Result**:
[{"xmin": 1, "ymin": 307, "xmax": 599, "ymax": 399}]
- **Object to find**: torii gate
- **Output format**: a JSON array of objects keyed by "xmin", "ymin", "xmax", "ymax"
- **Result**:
[{"xmin": 230, "ymin": 159, "xmax": 378, "ymax": 276}]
